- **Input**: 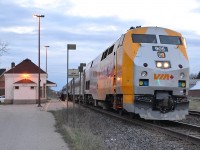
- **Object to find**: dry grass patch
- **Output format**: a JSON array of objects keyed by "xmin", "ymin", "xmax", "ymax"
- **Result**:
[
  {"xmin": 189, "ymin": 98, "xmax": 200, "ymax": 111},
  {"xmin": 51, "ymin": 107, "xmax": 104, "ymax": 150}
]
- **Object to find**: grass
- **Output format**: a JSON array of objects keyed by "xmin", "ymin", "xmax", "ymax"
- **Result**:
[
  {"xmin": 51, "ymin": 107, "xmax": 104, "ymax": 150},
  {"xmin": 51, "ymin": 110, "xmax": 75, "ymax": 149},
  {"xmin": 189, "ymin": 98, "xmax": 200, "ymax": 111},
  {"xmin": 51, "ymin": 99, "xmax": 200, "ymax": 150}
]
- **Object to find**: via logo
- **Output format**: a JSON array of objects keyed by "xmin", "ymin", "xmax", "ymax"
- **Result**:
[{"xmin": 154, "ymin": 74, "xmax": 174, "ymax": 80}]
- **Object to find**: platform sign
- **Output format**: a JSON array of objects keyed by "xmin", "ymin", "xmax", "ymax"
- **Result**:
[{"xmin": 68, "ymin": 69, "xmax": 79, "ymax": 78}]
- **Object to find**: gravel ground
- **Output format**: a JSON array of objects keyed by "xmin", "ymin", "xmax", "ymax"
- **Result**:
[
  {"xmin": 65, "ymin": 107, "xmax": 199, "ymax": 150},
  {"xmin": 180, "ymin": 98, "xmax": 200, "ymax": 126},
  {"xmin": 179, "ymin": 115, "xmax": 200, "ymax": 126},
  {"xmin": 189, "ymin": 98, "xmax": 200, "ymax": 111}
]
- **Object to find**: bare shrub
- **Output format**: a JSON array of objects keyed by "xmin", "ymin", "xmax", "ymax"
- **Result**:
[{"xmin": 0, "ymin": 41, "xmax": 8, "ymax": 55}]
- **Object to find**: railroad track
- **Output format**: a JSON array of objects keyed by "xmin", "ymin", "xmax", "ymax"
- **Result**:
[
  {"xmin": 189, "ymin": 110, "xmax": 200, "ymax": 117},
  {"xmin": 154, "ymin": 120, "xmax": 200, "ymax": 145},
  {"xmin": 82, "ymin": 104, "xmax": 200, "ymax": 146}
]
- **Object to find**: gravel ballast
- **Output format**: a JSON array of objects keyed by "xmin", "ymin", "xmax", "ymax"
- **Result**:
[{"xmin": 56, "ymin": 107, "xmax": 199, "ymax": 150}]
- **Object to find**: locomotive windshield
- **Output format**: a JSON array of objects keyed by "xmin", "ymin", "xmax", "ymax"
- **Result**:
[
  {"xmin": 132, "ymin": 34, "xmax": 157, "ymax": 43},
  {"xmin": 159, "ymin": 35, "xmax": 182, "ymax": 45}
]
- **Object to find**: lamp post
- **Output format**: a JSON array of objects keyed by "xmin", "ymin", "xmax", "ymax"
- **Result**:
[
  {"xmin": 78, "ymin": 63, "xmax": 86, "ymax": 107},
  {"xmin": 34, "ymin": 14, "xmax": 45, "ymax": 107},
  {"xmin": 44, "ymin": 45, "xmax": 49, "ymax": 101},
  {"xmin": 66, "ymin": 44, "xmax": 76, "ymax": 109},
  {"xmin": 44, "ymin": 46, "xmax": 50, "ymax": 74}
]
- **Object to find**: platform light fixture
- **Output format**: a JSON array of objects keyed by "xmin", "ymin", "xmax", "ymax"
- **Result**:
[
  {"xmin": 33, "ymin": 14, "xmax": 45, "ymax": 107},
  {"xmin": 44, "ymin": 46, "xmax": 50, "ymax": 74},
  {"xmin": 66, "ymin": 44, "xmax": 76, "ymax": 109}
]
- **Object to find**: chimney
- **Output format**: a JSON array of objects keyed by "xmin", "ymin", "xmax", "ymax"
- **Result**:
[{"xmin": 11, "ymin": 62, "xmax": 15, "ymax": 68}]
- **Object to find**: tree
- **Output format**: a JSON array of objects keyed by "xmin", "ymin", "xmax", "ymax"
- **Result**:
[
  {"xmin": 196, "ymin": 71, "xmax": 200, "ymax": 79},
  {"xmin": 190, "ymin": 72, "xmax": 200, "ymax": 79},
  {"xmin": 190, "ymin": 73, "xmax": 197, "ymax": 79},
  {"xmin": 0, "ymin": 41, "xmax": 8, "ymax": 56}
]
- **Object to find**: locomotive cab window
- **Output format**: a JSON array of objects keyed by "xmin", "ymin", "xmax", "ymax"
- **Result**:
[
  {"xmin": 132, "ymin": 34, "xmax": 157, "ymax": 43},
  {"xmin": 159, "ymin": 35, "xmax": 182, "ymax": 45}
]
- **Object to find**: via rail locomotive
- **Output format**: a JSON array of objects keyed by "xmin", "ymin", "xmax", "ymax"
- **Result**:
[{"xmin": 63, "ymin": 26, "xmax": 189, "ymax": 120}]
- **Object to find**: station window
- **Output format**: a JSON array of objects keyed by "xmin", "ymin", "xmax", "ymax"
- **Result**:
[
  {"xmin": 30, "ymin": 86, "xmax": 34, "ymax": 89},
  {"xmin": 15, "ymin": 86, "xmax": 19, "ymax": 90}
]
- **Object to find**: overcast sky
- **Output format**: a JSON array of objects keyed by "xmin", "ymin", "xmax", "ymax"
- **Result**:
[{"xmin": 1, "ymin": 0, "xmax": 200, "ymax": 91}]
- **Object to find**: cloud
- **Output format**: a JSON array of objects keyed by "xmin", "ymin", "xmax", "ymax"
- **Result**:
[
  {"xmin": 55, "ymin": 24, "xmax": 118, "ymax": 36},
  {"xmin": 66, "ymin": 0, "xmax": 199, "ymax": 18},
  {"xmin": 1, "ymin": 0, "xmax": 200, "ymax": 91},
  {"xmin": 0, "ymin": 26, "xmax": 36, "ymax": 34},
  {"xmin": 66, "ymin": 0, "xmax": 200, "ymax": 34},
  {"xmin": 14, "ymin": 0, "xmax": 63, "ymax": 9}
]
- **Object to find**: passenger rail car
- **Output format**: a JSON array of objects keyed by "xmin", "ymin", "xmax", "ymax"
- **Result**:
[{"xmin": 65, "ymin": 26, "xmax": 189, "ymax": 120}]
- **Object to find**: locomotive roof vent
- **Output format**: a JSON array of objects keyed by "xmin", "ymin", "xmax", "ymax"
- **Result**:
[
  {"xmin": 136, "ymin": 26, "xmax": 141, "ymax": 28},
  {"xmin": 129, "ymin": 26, "xmax": 141, "ymax": 30},
  {"xmin": 129, "ymin": 26, "xmax": 135, "ymax": 30}
]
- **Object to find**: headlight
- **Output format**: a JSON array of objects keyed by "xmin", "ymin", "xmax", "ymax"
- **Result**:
[
  {"xmin": 156, "ymin": 62, "xmax": 162, "ymax": 68},
  {"xmin": 156, "ymin": 61, "xmax": 171, "ymax": 69},
  {"xmin": 163, "ymin": 62, "xmax": 169, "ymax": 68},
  {"xmin": 141, "ymin": 71, "xmax": 147, "ymax": 77},
  {"xmin": 180, "ymin": 72, "xmax": 185, "ymax": 79}
]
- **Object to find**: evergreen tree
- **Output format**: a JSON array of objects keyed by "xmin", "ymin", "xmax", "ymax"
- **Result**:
[{"xmin": 197, "ymin": 71, "xmax": 200, "ymax": 79}]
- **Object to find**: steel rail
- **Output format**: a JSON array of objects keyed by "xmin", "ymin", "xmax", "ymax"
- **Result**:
[
  {"xmin": 172, "ymin": 121, "xmax": 200, "ymax": 132},
  {"xmin": 82, "ymin": 104, "xmax": 200, "ymax": 146},
  {"xmin": 189, "ymin": 110, "xmax": 200, "ymax": 117}
]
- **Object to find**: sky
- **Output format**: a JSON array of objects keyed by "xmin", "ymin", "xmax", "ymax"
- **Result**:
[{"xmin": 1, "ymin": 0, "xmax": 200, "ymax": 91}]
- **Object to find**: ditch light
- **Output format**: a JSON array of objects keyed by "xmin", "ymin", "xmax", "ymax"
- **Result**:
[
  {"xmin": 178, "ymin": 80, "xmax": 186, "ymax": 88},
  {"xmin": 139, "ymin": 79, "xmax": 149, "ymax": 86}
]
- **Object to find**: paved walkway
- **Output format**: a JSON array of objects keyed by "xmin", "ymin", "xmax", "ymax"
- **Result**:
[{"xmin": 0, "ymin": 100, "xmax": 69, "ymax": 150}]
